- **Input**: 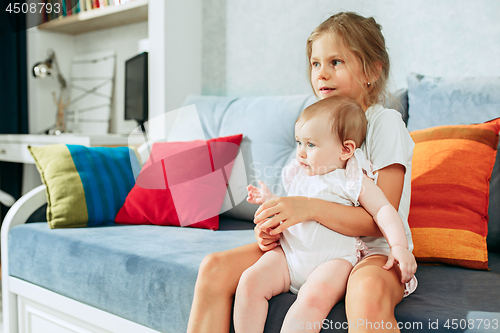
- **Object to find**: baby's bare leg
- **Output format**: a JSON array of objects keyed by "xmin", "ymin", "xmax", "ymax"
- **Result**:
[
  {"xmin": 281, "ymin": 259, "xmax": 353, "ymax": 333},
  {"xmin": 234, "ymin": 247, "xmax": 291, "ymax": 333}
]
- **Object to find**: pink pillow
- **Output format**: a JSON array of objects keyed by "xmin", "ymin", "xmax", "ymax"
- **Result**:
[{"xmin": 115, "ymin": 134, "xmax": 243, "ymax": 230}]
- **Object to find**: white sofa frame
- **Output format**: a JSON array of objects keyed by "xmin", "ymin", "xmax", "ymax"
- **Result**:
[{"xmin": 1, "ymin": 185, "xmax": 161, "ymax": 333}]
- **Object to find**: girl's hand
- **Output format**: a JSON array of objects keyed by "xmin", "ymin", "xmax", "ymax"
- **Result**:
[
  {"xmin": 254, "ymin": 196, "xmax": 313, "ymax": 235},
  {"xmin": 247, "ymin": 180, "xmax": 272, "ymax": 205},
  {"xmin": 383, "ymin": 245, "xmax": 417, "ymax": 284},
  {"xmin": 254, "ymin": 222, "xmax": 280, "ymax": 251}
]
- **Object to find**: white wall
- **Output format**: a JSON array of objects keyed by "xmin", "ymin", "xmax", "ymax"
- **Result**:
[
  {"xmin": 147, "ymin": 0, "xmax": 203, "ymax": 141},
  {"xmin": 74, "ymin": 21, "xmax": 148, "ymax": 134},
  {"xmin": 25, "ymin": 14, "xmax": 148, "ymax": 195},
  {"xmin": 27, "ymin": 0, "xmax": 500, "ymax": 135},
  {"xmin": 220, "ymin": 0, "xmax": 500, "ymax": 96},
  {"xmin": 202, "ymin": 0, "xmax": 226, "ymax": 96},
  {"xmin": 27, "ymin": 28, "xmax": 75, "ymax": 134},
  {"xmin": 27, "ymin": 21, "xmax": 148, "ymax": 135}
]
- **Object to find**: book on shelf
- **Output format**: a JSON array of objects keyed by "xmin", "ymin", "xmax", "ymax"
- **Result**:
[
  {"xmin": 66, "ymin": 0, "xmax": 72, "ymax": 16},
  {"xmin": 43, "ymin": 0, "xmax": 140, "ymax": 23}
]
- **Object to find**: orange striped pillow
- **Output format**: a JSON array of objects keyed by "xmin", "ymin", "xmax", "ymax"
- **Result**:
[{"xmin": 409, "ymin": 117, "xmax": 500, "ymax": 270}]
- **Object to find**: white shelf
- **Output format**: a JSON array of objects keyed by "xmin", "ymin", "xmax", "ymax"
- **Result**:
[
  {"xmin": 0, "ymin": 134, "xmax": 145, "ymax": 164},
  {"xmin": 38, "ymin": 0, "xmax": 148, "ymax": 35}
]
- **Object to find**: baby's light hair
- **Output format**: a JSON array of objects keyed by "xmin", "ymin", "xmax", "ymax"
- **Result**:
[
  {"xmin": 296, "ymin": 95, "xmax": 367, "ymax": 149},
  {"xmin": 306, "ymin": 12, "xmax": 390, "ymax": 107}
]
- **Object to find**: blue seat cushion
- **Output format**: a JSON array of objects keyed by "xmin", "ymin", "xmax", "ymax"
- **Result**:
[
  {"xmin": 9, "ymin": 221, "xmax": 500, "ymax": 333},
  {"xmin": 260, "ymin": 253, "xmax": 500, "ymax": 332},
  {"xmin": 8, "ymin": 220, "xmax": 255, "ymax": 333}
]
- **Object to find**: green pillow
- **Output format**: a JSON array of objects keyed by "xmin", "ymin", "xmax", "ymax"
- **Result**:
[{"xmin": 28, "ymin": 144, "xmax": 140, "ymax": 229}]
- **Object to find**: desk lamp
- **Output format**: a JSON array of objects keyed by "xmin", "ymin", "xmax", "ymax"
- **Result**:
[
  {"xmin": 0, "ymin": 189, "xmax": 15, "ymax": 207},
  {"xmin": 32, "ymin": 49, "xmax": 68, "ymax": 134}
]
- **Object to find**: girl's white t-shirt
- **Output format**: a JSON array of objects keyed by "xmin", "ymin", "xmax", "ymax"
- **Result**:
[{"xmin": 360, "ymin": 104, "xmax": 415, "ymax": 254}]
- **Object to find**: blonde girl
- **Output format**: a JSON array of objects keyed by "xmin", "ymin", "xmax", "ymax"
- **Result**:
[{"xmin": 188, "ymin": 12, "xmax": 416, "ymax": 333}]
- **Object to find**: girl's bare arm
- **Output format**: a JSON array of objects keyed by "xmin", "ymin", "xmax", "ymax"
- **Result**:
[{"xmin": 255, "ymin": 164, "xmax": 405, "ymax": 237}]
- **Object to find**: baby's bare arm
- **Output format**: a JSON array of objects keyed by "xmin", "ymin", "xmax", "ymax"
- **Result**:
[
  {"xmin": 358, "ymin": 175, "xmax": 408, "ymax": 248},
  {"xmin": 247, "ymin": 180, "xmax": 277, "ymax": 205},
  {"xmin": 358, "ymin": 175, "xmax": 417, "ymax": 283}
]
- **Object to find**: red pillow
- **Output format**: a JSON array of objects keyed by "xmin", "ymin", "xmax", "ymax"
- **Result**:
[{"xmin": 115, "ymin": 134, "xmax": 243, "ymax": 230}]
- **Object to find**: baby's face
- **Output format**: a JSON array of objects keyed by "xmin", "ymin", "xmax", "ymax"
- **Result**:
[{"xmin": 295, "ymin": 114, "xmax": 345, "ymax": 176}]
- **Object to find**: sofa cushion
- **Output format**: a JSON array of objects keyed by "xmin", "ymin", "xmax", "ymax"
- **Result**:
[
  {"xmin": 384, "ymin": 88, "xmax": 409, "ymax": 126},
  {"xmin": 406, "ymin": 74, "xmax": 500, "ymax": 253},
  {"xmin": 489, "ymin": 151, "xmax": 500, "ymax": 252},
  {"xmin": 10, "ymin": 221, "xmax": 500, "ymax": 333},
  {"xmin": 173, "ymin": 95, "xmax": 317, "ymax": 221},
  {"xmin": 261, "ymin": 253, "xmax": 500, "ymax": 332},
  {"xmin": 408, "ymin": 118, "xmax": 500, "ymax": 269},
  {"xmin": 406, "ymin": 73, "xmax": 500, "ymax": 132},
  {"xmin": 28, "ymin": 144, "xmax": 140, "ymax": 229},
  {"xmin": 115, "ymin": 134, "xmax": 242, "ymax": 230},
  {"xmin": 8, "ymin": 220, "xmax": 255, "ymax": 333},
  {"xmin": 171, "ymin": 94, "xmax": 411, "ymax": 222}
]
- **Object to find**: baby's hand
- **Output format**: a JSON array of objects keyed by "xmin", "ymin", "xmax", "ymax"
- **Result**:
[
  {"xmin": 247, "ymin": 180, "xmax": 271, "ymax": 205},
  {"xmin": 383, "ymin": 245, "xmax": 417, "ymax": 284}
]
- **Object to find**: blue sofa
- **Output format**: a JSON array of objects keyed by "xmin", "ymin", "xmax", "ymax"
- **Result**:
[{"xmin": 2, "ymin": 87, "xmax": 500, "ymax": 333}]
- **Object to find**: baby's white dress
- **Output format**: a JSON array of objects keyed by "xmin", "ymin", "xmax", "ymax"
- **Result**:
[{"xmin": 280, "ymin": 149, "xmax": 373, "ymax": 294}]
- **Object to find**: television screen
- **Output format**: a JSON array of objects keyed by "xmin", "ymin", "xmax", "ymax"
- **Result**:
[{"xmin": 125, "ymin": 52, "xmax": 148, "ymax": 126}]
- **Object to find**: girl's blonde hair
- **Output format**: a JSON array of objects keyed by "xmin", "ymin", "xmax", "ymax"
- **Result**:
[
  {"xmin": 306, "ymin": 12, "xmax": 390, "ymax": 107},
  {"xmin": 297, "ymin": 95, "xmax": 367, "ymax": 149}
]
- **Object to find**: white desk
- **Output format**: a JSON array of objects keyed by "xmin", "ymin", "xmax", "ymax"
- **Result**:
[{"xmin": 0, "ymin": 134, "xmax": 145, "ymax": 164}]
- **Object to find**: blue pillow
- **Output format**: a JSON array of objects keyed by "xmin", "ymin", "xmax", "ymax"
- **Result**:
[
  {"xmin": 28, "ymin": 144, "xmax": 141, "ymax": 228},
  {"xmin": 407, "ymin": 73, "xmax": 500, "ymax": 132},
  {"xmin": 384, "ymin": 88, "xmax": 409, "ymax": 126}
]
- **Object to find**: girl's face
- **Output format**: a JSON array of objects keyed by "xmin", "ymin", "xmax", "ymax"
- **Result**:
[
  {"xmin": 295, "ymin": 114, "xmax": 345, "ymax": 176},
  {"xmin": 310, "ymin": 34, "xmax": 368, "ymax": 110}
]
